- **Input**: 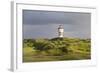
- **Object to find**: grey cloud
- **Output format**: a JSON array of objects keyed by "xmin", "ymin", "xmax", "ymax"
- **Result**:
[{"xmin": 23, "ymin": 10, "xmax": 91, "ymax": 39}]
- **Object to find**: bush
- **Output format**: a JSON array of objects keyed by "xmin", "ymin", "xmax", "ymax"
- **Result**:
[
  {"xmin": 58, "ymin": 46, "xmax": 68, "ymax": 53},
  {"xmin": 33, "ymin": 40, "xmax": 47, "ymax": 51},
  {"xmin": 23, "ymin": 39, "xmax": 34, "ymax": 47},
  {"xmin": 43, "ymin": 42, "xmax": 56, "ymax": 50},
  {"xmin": 33, "ymin": 39, "xmax": 56, "ymax": 51},
  {"xmin": 23, "ymin": 37, "xmax": 90, "ymax": 56}
]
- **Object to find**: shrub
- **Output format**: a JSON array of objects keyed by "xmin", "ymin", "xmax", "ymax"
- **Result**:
[
  {"xmin": 58, "ymin": 46, "xmax": 68, "ymax": 53},
  {"xmin": 33, "ymin": 40, "xmax": 47, "ymax": 51},
  {"xmin": 43, "ymin": 42, "xmax": 56, "ymax": 50},
  {"xmin": 23, "ymin": 37, "xmax": 90, "ymax": 56},
  {"xmin": 33, "ymin": 39, "xmax": 56, "ymax": 51}
]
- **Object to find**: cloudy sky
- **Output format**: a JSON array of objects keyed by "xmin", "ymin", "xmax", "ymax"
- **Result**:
[{"xmin": 23, "ymin": 10, "xmax": 91, "ymax": 39}]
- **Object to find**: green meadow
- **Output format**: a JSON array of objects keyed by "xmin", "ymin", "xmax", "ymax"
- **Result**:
[{"xmin": 23, "ymin": 37, "xmax": 91, "ymax": 62}]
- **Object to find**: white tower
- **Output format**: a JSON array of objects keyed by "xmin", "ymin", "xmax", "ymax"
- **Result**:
[{"xmin": 58, "ymin": 25, "xmax": 64, "ymax": 38}]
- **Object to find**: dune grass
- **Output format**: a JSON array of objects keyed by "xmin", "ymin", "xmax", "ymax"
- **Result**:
[{"xmin": 23, "ymin": 37, "xmax": 91, "ymax": 62}]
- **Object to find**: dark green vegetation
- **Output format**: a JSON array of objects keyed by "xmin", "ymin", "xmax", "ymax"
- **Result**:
[{"xmin": 23, "ymin": 37, "xmax": 91, "ymax": 62}]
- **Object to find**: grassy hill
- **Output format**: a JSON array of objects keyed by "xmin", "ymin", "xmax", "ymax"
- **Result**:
[{"xmin": 23, "ymin": 37, "xmax": 91, "ymax": 62}]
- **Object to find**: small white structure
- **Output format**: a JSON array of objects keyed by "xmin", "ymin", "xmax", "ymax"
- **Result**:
[{"xmin": 58, "ymin": 25, "xmax": 64, "ymax": 38}]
